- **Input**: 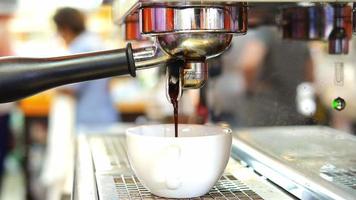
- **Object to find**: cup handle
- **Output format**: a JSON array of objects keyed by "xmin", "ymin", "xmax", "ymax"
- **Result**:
[{"xmin": 163, "ymin": 145, "xmax": 182, "ymax": 190}]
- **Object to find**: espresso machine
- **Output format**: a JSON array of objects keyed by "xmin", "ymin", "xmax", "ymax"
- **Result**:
[
  {"xmin": 74, "ymin": 1, "xmax": 356, "ymax": 200},
  {"xmin": 1, "ymin": 0, "xmax": 356, "ymax": 200}
]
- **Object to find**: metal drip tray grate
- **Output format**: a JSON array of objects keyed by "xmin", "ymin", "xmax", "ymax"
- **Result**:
[
  {"xmin": 113, "ymin": 173, "xmax": 264, "ymax": 200},
  {"xmin": 88, "ymin": 134, "xmax": 292, "ymax": 200},
  {"xmin": 320, "ymin": 165, "xmax": 356, "ymax": 190}
]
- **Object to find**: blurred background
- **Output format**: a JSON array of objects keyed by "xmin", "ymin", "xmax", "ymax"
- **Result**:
[{"xmin": 0, "ymin": 0, "xmax": 356, "ymax": 200}]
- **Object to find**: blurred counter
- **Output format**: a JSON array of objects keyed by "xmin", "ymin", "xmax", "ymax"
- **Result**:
[
  {"xmin": 18, "ymin": 90, "xmax": 149, "ymax": 122},
  {"xmin": 19, "ymin": 91, "xmax": 53, "ymax": 117},
  {"xmin": 115, "ymin": 101, "xmax": 147, "ymax": 122}
]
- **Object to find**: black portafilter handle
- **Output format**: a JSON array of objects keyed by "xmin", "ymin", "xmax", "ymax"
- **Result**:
[{"xmin": 0, "ymin": 43, "xmax": 136, "ymax": 103}]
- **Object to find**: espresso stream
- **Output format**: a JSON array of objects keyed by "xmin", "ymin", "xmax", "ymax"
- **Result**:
[
  {"xmin": 167, "ymin": 62, "xmax": 182, "ymax": 138},
  {"xmin": 168, "ymin": 77, "xmax": 179, "ymax": 138},
  {"xmin": 167, "ymin": 58, "xmax": 187, "ymax": 138}
]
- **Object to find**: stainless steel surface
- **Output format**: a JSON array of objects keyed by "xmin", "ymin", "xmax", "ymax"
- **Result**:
[
  {"xmin": 141, "ymin": 4, "xmax": 245, "ymax": 61},
  {"xmin": 115, "ymin": 1, "xmax": 246, "ymax": 26},
  {"xmin": 133, "ymin": 46, "xmax": 171, "ymax": 70},
  {"xmin": 281, "ymin": 4, "xmax": 352, "ymax": 39},
  {"xmin": 280, "ymin": 3, "xmax": 352, "ymax": 54},
  {"xmin": 140, "ymin": 5, "xmax": 247, "ymax": 35},
  {"xmin": 130, "ymin": 4, "xmax": 240, "ymax": 90},
  {"xmin": 115, "ymin": 0, "xmax": 356, "ymax": 26},
  {"xmin": 182, "ymin": 62, "xmax": 208, "ymax": 89},
  {"xmin": 116, "ymin": 1, "xmax": 247, "ymax": 89},
  {"xmin": 100, "ymin": 173, "xmax": 263, "ymax": 199},
  {"xmin": 328, "ymin": 3, "xmax": 352, "ymax": 54},
  {"xmin": 281, "ymin": 4, "xmax": 333, "ymax": 40},
  {"xmin": 157, "ymin": 33, "xmax": 233, "ymax": 60},
  {"xmin": 123, "ymin": 13, "xmax": 142, "ymax": 41},
  {"xmin": 114, "ymin": 3, "xmax": 244, "ymax": 92},
  {"xmin": 74, "ymin": 125, "xmax": 293, "ymax": 200},
  {"xmin": 119, "ymin": 2, "xmax": 247, "ymax": 62},
  {"xmin": 232, "ymin": 126, "xmax": 356, "ymax": 200}
]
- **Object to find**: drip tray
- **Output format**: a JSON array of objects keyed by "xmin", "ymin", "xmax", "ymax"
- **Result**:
[
  {"xmin": 320, "ymin": 165, "xmax": 356, "ymax": 190},
  {"xmin": 91, "ymin": 136, "xmax": 261, "ymax": 199},
  {"xmin": 75, "ymin": 131, "xmax": 294, "ymax": 200},
  {"xmin": 97, "ymin": 173, "xmax": 263, "ymax": 200}
]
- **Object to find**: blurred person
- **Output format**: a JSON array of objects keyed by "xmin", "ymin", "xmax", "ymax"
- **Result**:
[
  {"xmin": 41, "ymin": 7, "xmax": 119, "ymax": 200},
  {"xmin": 206, "ymin": 41, "xmax": 247, "ymax": 127},
  {"xmin": 238, "ymin": 6, "xmax": 316, "ymax": 126},
  {"xmin": 53, "ymin": 7, "xmax": 119, "ymax": 126},
  {"xmin": 0, "ymin": 0, "xmax": 16, "ymax": 193},
  {"xmin": 208, "ymin": 5, "xmax": 316, "ymax": 127}
]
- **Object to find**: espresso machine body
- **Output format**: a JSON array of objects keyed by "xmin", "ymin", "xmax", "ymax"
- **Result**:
[{"xmin": 111, "ymin": 1, "xmax": 356, "ymax": 200}]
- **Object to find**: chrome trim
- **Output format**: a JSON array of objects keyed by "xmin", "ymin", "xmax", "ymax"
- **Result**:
[
  {"xmin": 140, "ymin": 4, "xmax": 247, "ymax": 35},
  {"xmin": 328, "ymin": 3, "xmax": 352, "ymax": 54},
  {"xmin": 132, "ymin": 46, "xmax": 157, "ymax": 60},
  {"xmin": 116, "ymin": 2, "xmax": 245, "ymax": 62},
  {"xmin": 133, "ymin": 46, "xmax": 171, "ymax": 69},
  {"xmin": 281, "ymin": 4, "xmax": 333, "ymax": 40},
  {"xmin": 123, "ymin": 13, "xmax": 142, "ymax": 41},
  {"xmin": 182, "ymin": 62, "xmax": 208, "ymax": 89},
  {"xmin": 115, "ymin": 0, "xmax": 247, "ymax": 25},
  {"xmin": 135, "ymin": 53, "xmax": 170, "ymax": 69},
  {"xmin": 281, "ymin": 4, "xmax": 352, "ymax": 41},
  {"xmin": 157, "ymin": 33, "xmax": 233, "ymax": 59},
  {"xmin": 114, "ymin": 0, "xmax": 356, "ymax": 26},
  {"xmin": 127, "ymin": 22, "xmax": 235, "ymax": 62}
]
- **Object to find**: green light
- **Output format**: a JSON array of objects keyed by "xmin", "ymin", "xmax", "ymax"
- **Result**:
[
  {"xmin": 332, "ymin": 100, "xmax": 339, "ymax": 109},
  {"xmin": 332, "ymin": 97, "xmax": 346, "ymax": 111}
]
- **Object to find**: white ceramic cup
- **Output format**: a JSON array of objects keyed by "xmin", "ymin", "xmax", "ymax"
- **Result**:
[{"xmin": 126, "ymin": 124, "xmax": 232, "ymax": 198}]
